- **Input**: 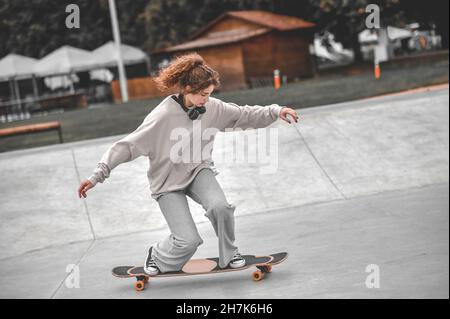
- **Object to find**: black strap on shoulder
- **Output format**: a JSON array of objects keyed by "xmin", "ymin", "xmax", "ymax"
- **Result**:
[
  {"xmin": 171, "ymin": 94, "xmax": 190, "ymax": 112},
  {"xmin": 171, "ymin": 94, "xmax": 206, "ymax": 120}
]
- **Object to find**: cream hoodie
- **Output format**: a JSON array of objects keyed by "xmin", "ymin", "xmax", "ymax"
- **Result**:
[{"xmin": 88, "ymin": 94, "xmax": 284, "ymax": 200}]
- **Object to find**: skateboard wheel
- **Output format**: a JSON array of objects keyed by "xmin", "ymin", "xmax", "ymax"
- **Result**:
[
  {"xmin": 252, "ymin": 270, "xmax": 265, "ymax": 281},
  {"xmin": 266, "ymin": 265, "xmax": 272, "ymax": 273},
  {"xmin": 134, "ymin": 281, "xmax": 145, "ymax": 291},
  {"xmin": 143, "ymin": 277, "xmax": 149, "ymax": 283}
]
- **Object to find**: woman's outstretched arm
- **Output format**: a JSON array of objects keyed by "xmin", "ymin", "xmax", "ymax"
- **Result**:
[
  {"xmin": 78, "ymin": 113, "xmax": 158, "ymax": 198},
  {"xmin": 213, "ymin": 98, "xmax": 298, "ymax": 132}
]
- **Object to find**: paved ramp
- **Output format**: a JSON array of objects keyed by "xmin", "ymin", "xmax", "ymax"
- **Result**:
[{"xmin": 0, "ymin": 85, "xmax": 448, "ymax": 298}]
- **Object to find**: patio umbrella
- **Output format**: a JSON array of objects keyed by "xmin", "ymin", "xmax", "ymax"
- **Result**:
[{"xmin": 0, "ymin": 53, "xmax": 38, "ymax": 109}]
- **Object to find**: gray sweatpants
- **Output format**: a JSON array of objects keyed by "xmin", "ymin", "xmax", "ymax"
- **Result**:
[{"xmin": 151, "ymin": 168, "xmax": 239, "ymax": 272}]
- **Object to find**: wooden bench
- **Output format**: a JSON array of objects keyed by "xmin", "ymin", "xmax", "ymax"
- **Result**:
[{"xmin": 0, "ymin": 121, "xmax": 63, "ymax": 143}]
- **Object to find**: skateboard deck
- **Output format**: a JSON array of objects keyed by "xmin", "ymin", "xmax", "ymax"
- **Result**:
[{"xmin": 112, "ymin": 252, "xmax": 288, "ymax": 291}]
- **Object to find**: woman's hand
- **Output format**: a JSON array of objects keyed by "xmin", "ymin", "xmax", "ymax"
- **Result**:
[
  {"xmin": 279, "ymin": 107, "xmax": 299, "ymax": 124},
  {"xmin": 78, "ymin": 180, "xmax": 94, "ymax": 198}
]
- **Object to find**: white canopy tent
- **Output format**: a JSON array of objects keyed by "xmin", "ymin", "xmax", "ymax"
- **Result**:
[
  {"xmin": 1, "ymin": 41, "xmax": 148, "ymax": 119},
  {"xmin": 89, "ymin": 41, "xmax": 149, "ymax": 68},
  {"xmin": 33, "ymin": 45, "xmax": 101, "ymax": 92},
  {"xmin": 33, "ymin": 45, "xmax": 98, "ymax": 77},
  {"xmin": 387, "ymin": 26, "xmax": 413, "ymax": 41},
  {"xmin": 32, "ymin": 43, "xmax": 148, "ymax": 88},
  {"xmin": 0, "ymin": 53, "xmax": 37, "ymax": 80},
  {"xmin": 0, "ymin": 54, "xmax": 39, "ymax": 113},
  {"xmin": 86, "ymin": 41, "xmax": 149, "ymax": 84},
  {"xmin": 359, "ymin": 26, "xmax": 415, "ymax": 63},
  {"xmin": 359, "ymin": 26, "xmax": 413, "ymax": 43}
]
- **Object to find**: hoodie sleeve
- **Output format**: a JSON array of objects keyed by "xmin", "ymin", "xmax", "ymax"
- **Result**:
[
  {"xmin": 213, "ymin": 98, "xmax": 285, "ymax": 132},
  {"xmin": 87, "ymin": 113, "xmax": 157, "ymax": 186}
]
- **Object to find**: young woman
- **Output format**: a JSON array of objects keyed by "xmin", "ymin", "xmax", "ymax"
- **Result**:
[{"xmin": 77, "ymin": 53, "xmax": 299, "ymax": 276}]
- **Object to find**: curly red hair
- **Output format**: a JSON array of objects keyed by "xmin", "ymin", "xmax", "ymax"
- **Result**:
[{"xmin": 154, "ymin": 53, "xmax": 220, "ymax": 94}]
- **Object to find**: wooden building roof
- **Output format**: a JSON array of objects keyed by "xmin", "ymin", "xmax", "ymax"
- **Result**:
[{"xmin": 153, "ymin": 11, "xmax": 315, "ymax": 54}]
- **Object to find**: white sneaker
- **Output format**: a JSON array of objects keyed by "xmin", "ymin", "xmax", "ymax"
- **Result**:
[
  {"xmin": 143, "ymin": 247, "xmax": 160, "ymax": 276},
  {"xmin": 229, "ymin": 252, "xmax": 246, "ymax": 269}
]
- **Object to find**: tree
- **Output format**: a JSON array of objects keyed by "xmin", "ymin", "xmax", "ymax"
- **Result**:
[
  {"xmin": 0, "ymin": 0, "xmax": 148, "ymax": 58},
  {"xmin": 1, "ymin": 0, "xmax": 447, "ymax": 61}
]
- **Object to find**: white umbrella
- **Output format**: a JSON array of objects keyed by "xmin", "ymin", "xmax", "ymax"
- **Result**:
[
  {"xmin": 0, "ymin": 53, "xmax": 37, "ymax": 80},
  {"xmin": 387, "ymin": 26, "xmax": 413, "ymax": 41},
  {"xmin": 90, "ymin": 41, "xmax": 148, "ymax": 68},
  {"xmin": 0, "ymin": 54, "xmax": 39, "ymax": 110},
  {"xmin": 33, "ymin": 45, "xmax": 97, "ymax": 76}
]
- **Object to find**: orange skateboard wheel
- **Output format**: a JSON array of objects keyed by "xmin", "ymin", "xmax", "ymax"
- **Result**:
[
  {"xmin": 252, "ymin": 270, "xmax": 265, "ymax": 281},
  {"xmin": 134, "ymin": 280, "xmax": 145, "ymax": 291}
]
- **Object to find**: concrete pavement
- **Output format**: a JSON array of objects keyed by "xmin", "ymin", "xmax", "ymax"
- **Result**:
[{"xmin": 0, "ymin": 85, "xmax": 448, "ymax": 298}]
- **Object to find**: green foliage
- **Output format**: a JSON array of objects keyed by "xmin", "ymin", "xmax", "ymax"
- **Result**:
[{"xmin": 0, "ymin": 0, "xmax": 447, "ymax": 60}]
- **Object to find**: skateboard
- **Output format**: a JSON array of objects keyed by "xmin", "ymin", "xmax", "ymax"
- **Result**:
[{"xmin": 112, "ymin": 252, "xmax": 288, "ymax": 291}]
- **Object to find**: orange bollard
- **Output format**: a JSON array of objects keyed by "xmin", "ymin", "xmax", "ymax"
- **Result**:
[
  {"xmin": 374, "ymin": 63, "xmax": 381, "ymax": 79},
  {"xmin": 274, "ymin": 69, "xmax": 281, "ymax": 90}
]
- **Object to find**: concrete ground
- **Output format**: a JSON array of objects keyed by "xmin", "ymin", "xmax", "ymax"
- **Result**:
[{"xmin": 0, "ymin": 84, "xmax": 448, "ymax": 299}]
